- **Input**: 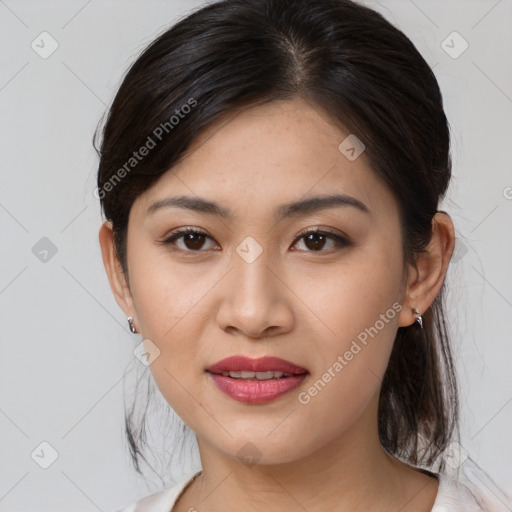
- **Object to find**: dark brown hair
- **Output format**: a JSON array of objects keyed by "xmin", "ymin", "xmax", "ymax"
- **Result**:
[{"xmin": 95, "ymin": 0, "xmax": 459, "ymax": 477}]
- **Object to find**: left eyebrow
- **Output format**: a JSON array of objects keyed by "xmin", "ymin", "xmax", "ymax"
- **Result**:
[
  {"xmin": 146, "ymin": 193, "xmax": 370, "ymax": 220},
  {"xmin": 276, "ymin": 193, "xmax": 369, "ymax": 220}
]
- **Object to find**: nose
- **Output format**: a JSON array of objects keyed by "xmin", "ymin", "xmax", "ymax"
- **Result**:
[{"xmin": 215, "ymin": 249, "xmax": 294, "ymax": 340}]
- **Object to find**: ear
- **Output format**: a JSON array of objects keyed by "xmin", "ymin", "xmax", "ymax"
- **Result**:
[
  {"xmin": 398, "ymin": 212, "xmax": 455, "ymax": 327},
  {"xmin": 98, "ymin": 220, "xmax": 137, "ymax": 329}
]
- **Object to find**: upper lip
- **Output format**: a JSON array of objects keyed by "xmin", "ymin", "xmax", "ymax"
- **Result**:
[{"xmin": 206, "ymin": 356, "xmax": 308, "ymax": 375}]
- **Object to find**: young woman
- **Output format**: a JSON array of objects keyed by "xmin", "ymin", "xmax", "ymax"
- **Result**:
[{"xmin": 95, "ymin": 0, "xmax": 511, "ymax": 510}]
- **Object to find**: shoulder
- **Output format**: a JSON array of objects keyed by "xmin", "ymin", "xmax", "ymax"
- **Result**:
[
  {"xmin": 431, "ymin": 474, "xmax": 489, "ymax": 512},
  {"xmin": 113, "ymin": 471, "xmax": 201, "ymax": 512}
]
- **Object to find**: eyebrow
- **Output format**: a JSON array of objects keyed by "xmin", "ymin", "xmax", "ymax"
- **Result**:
[{"xmin": 146, "ymin": 193, "xmax": 369, "ymax": 221}]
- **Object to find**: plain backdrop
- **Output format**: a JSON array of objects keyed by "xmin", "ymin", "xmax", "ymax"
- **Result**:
[{"xmin": 0, "ymin": 0, "xmax": 511, "ymax": 510}]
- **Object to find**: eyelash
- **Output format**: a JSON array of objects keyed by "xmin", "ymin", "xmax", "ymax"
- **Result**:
[{"xmin": 159, "ymin": 226, "xmax": 351, "ymax": 254}]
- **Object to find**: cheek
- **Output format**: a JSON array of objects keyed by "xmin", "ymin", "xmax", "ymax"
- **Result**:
[
  {"xmin": 288, "ymin": 240, "xmax": 404, "ymax": 346},
  {"xmin": 293, "ymin": 299, "xmax": 399, "ymax": 452},
  {"xmin": 127, "ymin": 249, "xmax": 215, "ymax": 399},
  {"xmin": 288, "ymin": 243, "xmax": 403, "ymax": 419},
  {"xmin": 129, "ymin": 243, "xmax": 213, "ymax": 345}
]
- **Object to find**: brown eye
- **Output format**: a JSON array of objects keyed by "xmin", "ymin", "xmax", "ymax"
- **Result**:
[
  {"xmin": 181, "ymin": 231, "xmax": 207, "ymax": 250},
  {"xmin": 161, "ymin": 228, "xmax": 219, "ymax": 252},
  {"xmin": 304, "ymin": 232, "xmax": 329, "ymax": 251},
  {"xmin": 292, "ymin": 228, "xmax": 351, "ymax": 252}
]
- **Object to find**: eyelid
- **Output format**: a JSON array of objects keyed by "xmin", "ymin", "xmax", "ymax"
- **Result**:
[
  {"xmin": 294, "ymin": 225, "xmax": 350, "ymax": 241},
  {"xmin": 167, "ymin": 226, "xmax": 208, "ymax": 237}
]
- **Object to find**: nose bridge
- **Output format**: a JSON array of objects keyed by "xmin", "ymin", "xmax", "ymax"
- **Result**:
[
  {"xmin": 216, "ymin": 239, "xmax": 291, "ymax": 337},
  {"xmin": 231, "ymin": 242, "xmax": 276, "ymax": 306}
]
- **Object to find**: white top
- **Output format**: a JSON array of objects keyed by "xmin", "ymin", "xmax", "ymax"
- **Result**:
[{"xmin": 113, "ymin": 470, "xmax": 505, "ymax": 512}]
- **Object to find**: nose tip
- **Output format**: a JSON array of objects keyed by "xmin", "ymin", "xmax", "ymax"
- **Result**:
[{"xmin": 215, "ymin": 256, "xmax": 294, "ymax": 339}]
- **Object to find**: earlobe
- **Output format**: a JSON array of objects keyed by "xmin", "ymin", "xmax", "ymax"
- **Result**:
[
  {"xmin": 398, "ymin": 212, "xmax": 455, "ymax": 327},
  {"xmin": 98, "ymin": 220, "xmax": 137, "ymax": 323}
]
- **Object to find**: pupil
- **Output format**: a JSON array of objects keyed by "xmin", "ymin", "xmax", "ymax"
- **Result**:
[
  {"xmin": 306, "ymin": 233, "xmax": 325, "ymax": 251},
  {"xmin": 185, "ymin": 233, "xmax": 204, "ymax": 250}
]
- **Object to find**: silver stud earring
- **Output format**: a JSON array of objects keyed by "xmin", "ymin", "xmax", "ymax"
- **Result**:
[
  {"xmin": 413, "ymin": 308, "xmax": 423, "ymax": 329},
  {"xmin": 127, "ymin": 316, "xmax": 137, "ymax": 334}
]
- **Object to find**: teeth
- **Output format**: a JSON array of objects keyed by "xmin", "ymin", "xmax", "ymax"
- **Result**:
[{"xmin": 220, "ymin": 370, "xmax": 291, "ymax": 380}]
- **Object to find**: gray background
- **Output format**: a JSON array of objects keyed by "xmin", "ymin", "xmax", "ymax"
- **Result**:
[{"xmin": 0, "ymin": 0, "xmax": 511, "ymax": 510}]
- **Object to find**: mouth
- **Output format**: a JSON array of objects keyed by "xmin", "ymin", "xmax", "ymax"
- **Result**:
[
  {"xmin": 206, "ymin": 355, "xmax": 308, "ymax": 375},
  {"xmin": 212, "ymin": 370, "xmax": 302, "ymax": 380},
  {"xmin": 206, "ymin": 356, "xmax": 309, "ymax": 404}
]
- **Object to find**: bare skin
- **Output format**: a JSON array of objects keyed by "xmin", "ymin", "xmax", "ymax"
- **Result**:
[{"xmin": 99, "ymin": 97, "xmax": 455, "ymax": 512}]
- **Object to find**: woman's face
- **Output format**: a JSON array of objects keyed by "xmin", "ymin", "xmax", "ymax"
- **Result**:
[{"xmin": 121, "ymin": 98, "xmax": 410, "ymax": 464}]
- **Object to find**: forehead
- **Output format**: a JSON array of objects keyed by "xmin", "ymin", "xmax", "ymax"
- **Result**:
[{"xmin": 133, "ymin": 98, "xmax": 397, "ymax": 221}]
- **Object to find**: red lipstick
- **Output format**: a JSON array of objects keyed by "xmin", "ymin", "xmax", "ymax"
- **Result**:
[
  {"xmin": 206, "ymin": 356, "xmax": 308, "ymax": 404},
  {"xmin": 206, "ymin": 356, "xmax": 307, "ymax": 374}
]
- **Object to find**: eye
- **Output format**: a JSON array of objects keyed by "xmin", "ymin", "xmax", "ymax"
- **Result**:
[
  {"xmin": 159, "ymin": 226, "xmax": 351, "ymax": 254},
  {"xmin": 291, "ymin": 227, "xmax": 351, "ymax": 252},
  {"xmin": 160, "ymin": 227, "xmax": 219, "ymax": 252}
]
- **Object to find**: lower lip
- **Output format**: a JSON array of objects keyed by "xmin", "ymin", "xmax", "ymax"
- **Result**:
[{"xmin": 207, "ymin": 373, "xmax": 308, "ymax": 404}]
